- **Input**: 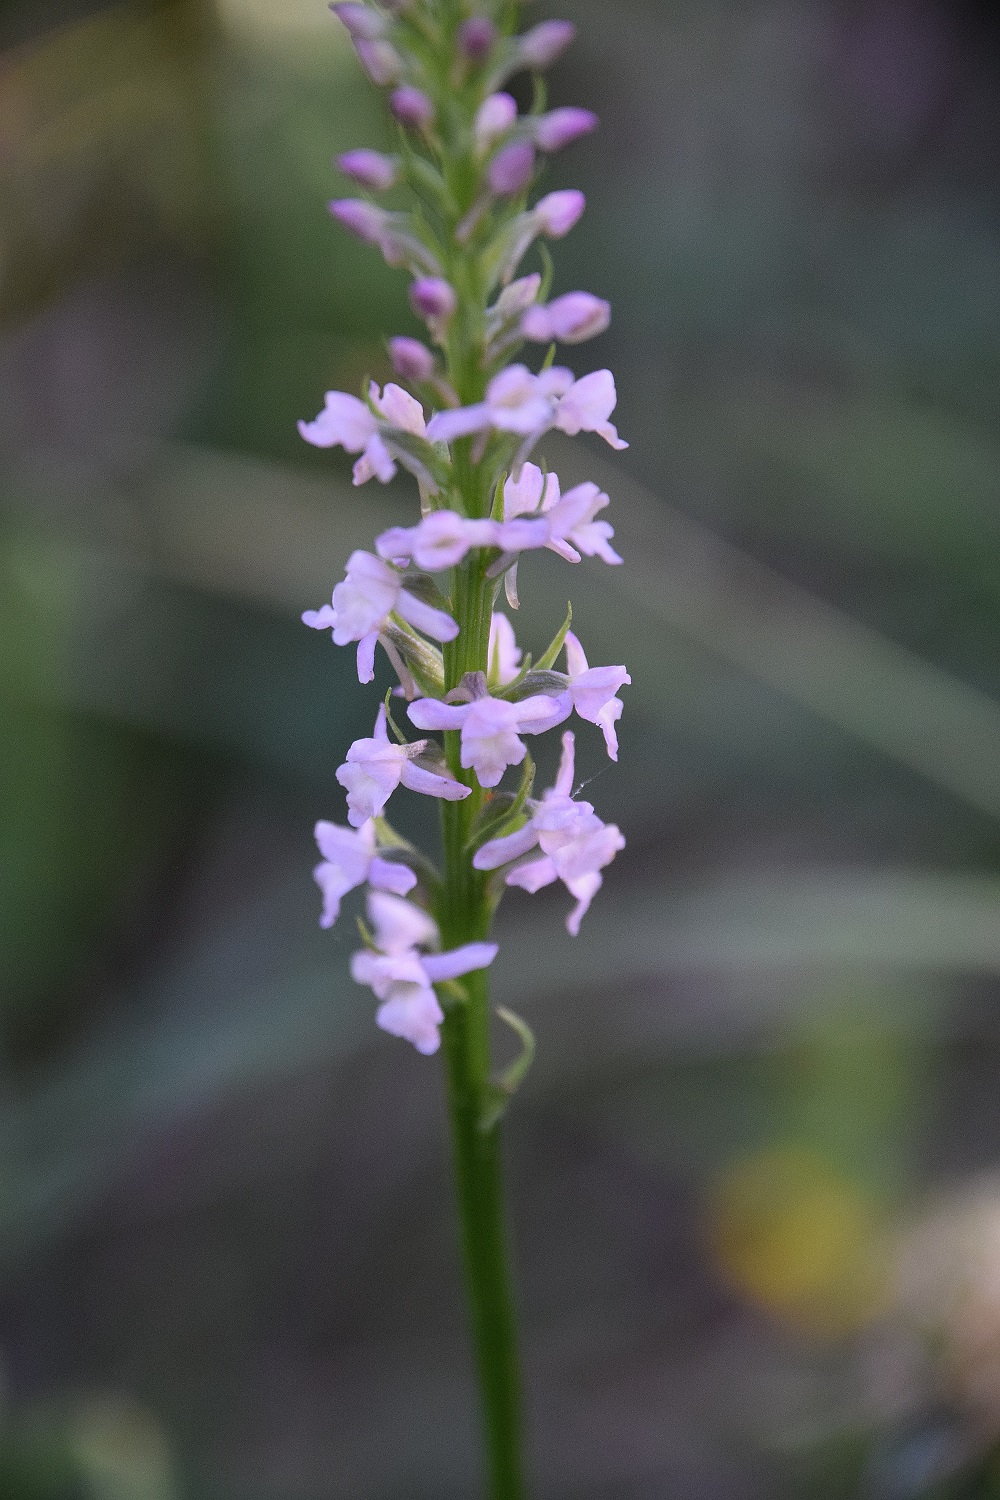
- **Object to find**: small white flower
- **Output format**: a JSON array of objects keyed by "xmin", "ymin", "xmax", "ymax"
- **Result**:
[
  {"xmin": 336, "ymin": 705, "xmax": 471, "ymax": 826},
  {"xmin": 408, "ymin": 689, "xmax": 571, "ymax": 787},
  {"xmin": 473, "ymin": 731, "xmax": 625, "ymax": 933},
  {"xmin": 312, "ymin": 819, "xmax": 417, "ymax": 929},
  {"xmin": 303, "ymin": 550, "xmax": 458, "ymax": 683}
]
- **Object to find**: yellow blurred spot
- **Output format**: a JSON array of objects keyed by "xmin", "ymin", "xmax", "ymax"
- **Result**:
[{"xmin": 707, "ymin": 1145, "xmax": 887, "ymax": 1338}]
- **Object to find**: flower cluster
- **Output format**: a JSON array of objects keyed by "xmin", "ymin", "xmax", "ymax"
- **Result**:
[{"xmin": 302, "ymin": 0, "xmax": 628, "ymax": 1056}]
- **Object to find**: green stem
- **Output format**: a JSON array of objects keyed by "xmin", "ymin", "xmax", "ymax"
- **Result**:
[
  {"xmin": 435, "ymin": 554, "xmax": 527, "ymax": 1499},
  {"xmin": 441, "ymin": 990, "xmax": 525, "ymax": 1500}
]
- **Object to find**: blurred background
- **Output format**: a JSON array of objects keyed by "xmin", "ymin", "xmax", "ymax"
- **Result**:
[{"xmin": 2, "ymin": 0, "xmax": 1000, "ymax": 1494}]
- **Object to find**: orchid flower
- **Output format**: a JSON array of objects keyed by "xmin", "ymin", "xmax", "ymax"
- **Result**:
[
  {"xmin": 302, "ymin": 550, "xmax": 457, "ymax": 683},
  {"xmin": 312, "ymin": 818, "xmax": 417, "ymax": 929},
  {"xmin": 408, "ymin": 688, "xmax": 571, "ymax": 787},
  {"xmin": 473, "ymin": 731, "xmax": 625, "ymax": 932},
  {"xmin": 336, "ymin": 705, "xmax": 471, "ymax": 826}
]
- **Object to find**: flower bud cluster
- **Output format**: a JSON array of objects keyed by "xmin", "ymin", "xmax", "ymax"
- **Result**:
[{"xmin": 301, "ymin": 0, "xmax": 628, "ymax": 1055}]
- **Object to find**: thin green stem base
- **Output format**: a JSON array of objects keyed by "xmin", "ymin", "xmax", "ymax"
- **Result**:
[{"xmin": 441, "ymin": 990, "xmax": 526, "ymax": 1500}]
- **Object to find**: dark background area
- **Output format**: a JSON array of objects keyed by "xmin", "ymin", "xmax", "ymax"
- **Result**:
[{"xmin": 2, "ymin": 0, "xmax": 1000, "ymax": 1494}]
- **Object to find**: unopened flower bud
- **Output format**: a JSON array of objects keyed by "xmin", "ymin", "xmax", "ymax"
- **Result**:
[
  {"xmin": 354, "ymin": 38, "xmax": 404, "ymax": 85},
  {"xmin": 518, "ymin": 19, "xmax": 575, "ymax": 69},
  {"xmin": 489, "ymin": 140, "xmax": 535, "ymax": 196},
  {"xmin": 458, "ymin": 15, "xmax": 497, "ymax": 61},
  {"xmin": 390, "ymin": 86, "xmax": 435, "ymax": 129},
  {"xmin": 534, "ymin": 188, "xmax": 585, "ymax": 237},
  {"xmin": 494, "ymin": 273, "xmax": 542, "ymax": 319},
  {"xmin": 330, "ymin": 198, "xmax": 389, "ymax": 245},
  {"xmin": 330, "ymin": 2, "xmax": 386, "ymax": 39},
  {"xmin": 388, "ymin": 336, "xmax": 435, "ymax": 382},
  {"xmin": 337, "ymin": 149, "xmax": 399, "ymax": 191},
  {"xmin": 474, "ymin": 92, "xmax": 518, "ymax": 150},
  {"xmin": 535, "ymin": 107, "xmax": 598, "ymax": 153},
  {"xmin": 409, "ymin": 277, "xmax": 457, "ymax": 321},
  {"xmin": 522, "ymin": 291, "xmax": 610, "ymax": 344}
]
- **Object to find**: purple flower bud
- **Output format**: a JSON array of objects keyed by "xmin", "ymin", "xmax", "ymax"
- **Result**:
[
  {"xmin": 389, "ymin": 336, "xmax": 436, "ymax": 382},
  {"xmin": 330, "ymin": 2, "xmax": 387, "ymax": 39},
  {"xmin": 535, "ymin": 107, "xmax": 598, "ymax": 153},
  {"xmin": 474, "ymin": 92, "xmax": 518, "ymax": 149},
  {"xmin": 338, "ymin": 148, "xmax": 399, "ymax": 191},
  {"xmin": 521, "ymin": 291, "xmax": 610, "ymax": 344},
  {"xmin": 488, "ymin": 140, "xmax": 535, "ymax": 196},
  {"xmin": 409, "ymin": 277, "xmax": 457, "ymax": 321},
  {"xmin": 518, "ymin": 19, "xmax": 575, "ymax": 69},
  {"xmin": 458, "ymin": 15, "xmax": 497, "ymax": 61},
  {"xmin": 534, "ymin": 188, "xmax": 585, "ymax": 237},
  {"xmin": 330, "ymin": 198, "xmax": 389, "ymax": 245},
  {"xmin": 390, "ymin": 86, "xmax": 435, "ymax": 128},
  {"xmin": 354, "ymin": 38, "xmax": 403, "ymax": 85}
]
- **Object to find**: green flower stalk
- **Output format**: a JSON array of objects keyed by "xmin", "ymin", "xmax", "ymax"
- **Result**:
[{"xmin": 300, "ymin": 2, "xmax": 630, "ymax": 1493}]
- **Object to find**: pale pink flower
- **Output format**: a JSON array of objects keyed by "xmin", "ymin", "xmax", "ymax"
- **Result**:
[
  {"xmin": 298, "ymin": 381, "xmax": 428, "ymax": 487},
  {"xmin": 408, "ymin": 690, "xmax": 571, "ymax": 787},
  {"xmin": 375, "ymin": 510, "xmax": 547, "ymax": 571},
  {"xmin": 425, "ymin": 363, "xmax": 571, "ymax": 443},
  {"xmin": 533, "ymin": 189, "xmax": 585, "ymax": 237},
  {"xmin": 473, "ymin": 731, "xmax": 624, "ymax": 933},
  {"xmin": 489, "ymin": 140, "xmax": 535, "ymax": 196},
  {"xmin": 475, "ymin": 92, "xmax": 518, "ymax": 150},
  {"xmin": 352, "ymin": 935, "xmax": 498, "ymax": 1053},
  {"xmin": 534, "ymin": 107, "xmax": 598, "ymax": 152},
  {"xmin": 367, "ymin": 889, "xmax": 438, "ymax": 953},
  {"xmin": 426, "ymin": 367, "xmax": 625, "ymax": 453},
  {"xmin": 517, "ymin": 19, "xmax": 575, "ymax": 69},
  {"xmin": 562, "ymin": 631, "xmax": 629, "ymax": 759},
  {"xmin": 488, "ymin": 613, "xmax": 522, "ymax": 686},
  {"xmin": 330, "ymin": 3, "xmax": 386, "ymax": 40},
  {"xmin": 409, "ymin": 277, "xmax": 457, "ymax": 322},
  {"xmin": 390, "ymin": 86, "xmax": 434, "ymax": 128},
  {"xmin": 337, "ymin": 149, "xmax": 398, "ymax": 191},
  {"xmin": 303, "ymin": 550, "xmax": 457, "ymax": 682},
  {"xmin": 336, "ymin": 706, "xmax": 471, "ymax": 827},
  {"xmin": 502, "ymin": 464, "xmax": 622, "ymax": 566},
  {"xmin": 497, "ymin": 191, "xmax": 586, "ymax": 284},
  {"xmin": 312, "ymin": 819, "xmax": 416, "ymax": 929},
  {"xmin": 521, "ymin": 291, "xmax": 610, "ymax": 345},
  {"xmin": 458, "ymin": 16, "xmax": 497, "ymax": 60},
  {"xmin": 329, "ymin": 199, "xmax": 442, "ymax": 274},
  {"xmin": 354, "ymin": 38, "xmax": 403, "ymax": 85},
  {"xmin": 388, "ymin": 336, "xmax": 435, "ymax": 382},
  {"xmin": 553, "ymin": 369, "xmax": 627, "ymax": 448},
  {"xmin": 544, "ymin": 479, "xmax": 623, "ymax": 564},
  {"xmin": 351, "ymin": 890, "xmax": 499, "ymax": 1054}
]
